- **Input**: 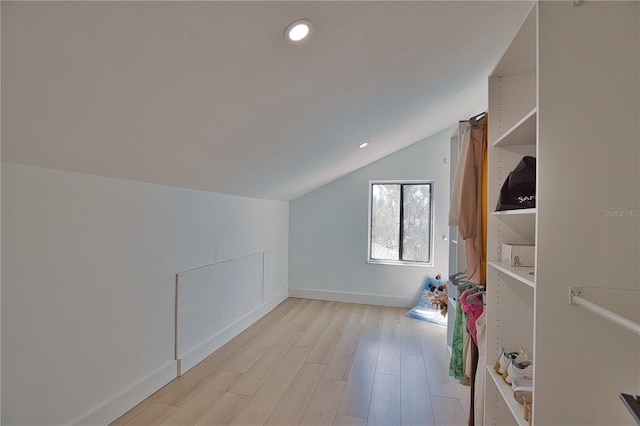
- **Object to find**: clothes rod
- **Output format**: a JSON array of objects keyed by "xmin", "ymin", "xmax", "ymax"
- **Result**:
[
  {"xmin": 570, "ymin": 287, "xmax": 640, "ymax": 337},
  {"xmin": 460, "ymin": 111, "xmax": 487, "ymax": 124}
]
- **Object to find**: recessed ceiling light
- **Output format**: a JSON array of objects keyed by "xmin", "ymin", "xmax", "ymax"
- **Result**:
[
  {"xmin": 285, "ymin": 19, "xmax": 312, "ymax": 43},
  {"xmin": 358, "ymin": 142, "xmax": 369, "ymax": 149}
]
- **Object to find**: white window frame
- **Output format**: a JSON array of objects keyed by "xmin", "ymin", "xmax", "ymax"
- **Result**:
[{"xmin": 367, "ymin": 180, "xmax": 435, "ymax": 267}]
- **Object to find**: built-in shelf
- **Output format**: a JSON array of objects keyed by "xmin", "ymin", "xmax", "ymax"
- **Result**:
[
  {"xmin": 493, "ymin": 208, "xmax": 536, "ymax": 216},
  {"xmin": 488, "ymin": 261, "xmax": 535, "ymax": 288},
  {"xmin": 487, "ymin": 365, "xmax": 529, "ymax": 426},
  {"xmin": 492, "ymin": 209, "xmax": 536, "ymax": 243},
  {"xmin": 493, "ymin": 108, "xmax": 537, "ymax": 147},
  {"xmin": 486, "ymin": 6, "xmax": 538, "ymax": 425}
]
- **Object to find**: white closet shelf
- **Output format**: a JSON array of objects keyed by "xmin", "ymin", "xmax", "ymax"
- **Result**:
[
  {"xmin": 488, "ymin": 261, "xmax": 535, "ymax": 288},
  {"xmin": 492, "ymin": 208, "xmax": 536, "ymax": 216},
  {"xmin": 486, "ymin": 365, "xmax": 529, "ymax": 426},
  {"xmin": 493, "ymin": 108, "xmax": 537, "ymax": 147}
]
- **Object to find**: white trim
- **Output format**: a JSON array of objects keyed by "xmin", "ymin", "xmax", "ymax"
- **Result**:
[
  {"xmin": 72, "ymin": 360, "xmax": 177, "ymax": 426},
  {"xmin": 289, "ymin": 288, "xmax": 415, "ymax": 308},
  {"xmin": 367, "ymin": 258, "xmax": 435, "ymax": 268},
  {"xmin": 177, "ymin": 287, "xmax": 288, "ymax": 375}
]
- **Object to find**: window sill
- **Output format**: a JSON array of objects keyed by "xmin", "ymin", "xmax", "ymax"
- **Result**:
[{"xmin": 368, "ymin": 259, "xmax": 434, "ymax": 268}]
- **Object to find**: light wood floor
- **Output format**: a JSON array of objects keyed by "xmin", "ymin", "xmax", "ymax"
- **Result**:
[{"xmin": 112, "ymin": 298, "xmax": 469, "ymax": 426}]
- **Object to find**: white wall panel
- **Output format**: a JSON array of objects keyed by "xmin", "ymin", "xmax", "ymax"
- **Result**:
[
  {"xmin": 1, "ymin": 163, "xmax": 289, "ymax": 425},
  {"xmin": 176, "ymin": 253, "xmax": 263, "ymax": 373}
]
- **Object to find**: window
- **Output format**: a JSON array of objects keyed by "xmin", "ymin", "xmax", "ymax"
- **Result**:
[{"xmin": 368, "ymin": 181, "xmax": 434, "ymax": 266}]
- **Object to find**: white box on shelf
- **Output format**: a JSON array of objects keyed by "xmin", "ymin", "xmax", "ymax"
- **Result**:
[{"xmin": 502, "ymin": 243, "xmax": 535, "ymax": 267}]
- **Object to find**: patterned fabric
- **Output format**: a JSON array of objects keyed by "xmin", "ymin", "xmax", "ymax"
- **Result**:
[{"xmin": 449, "ymin": 298, "xmax": 465, "ymax": 380}]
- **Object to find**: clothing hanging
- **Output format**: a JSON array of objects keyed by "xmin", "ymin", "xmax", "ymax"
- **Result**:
[
  {"xmin": 448, "ymin": 274, "xmax": 471, "ymax": 381},
  {"xmin": 460, "ymin": 287, "xmax": 484, "ymax": 346},
  {"xmin": 474, "ymin": 310, "xmax": 487, "ymax": 426},
  {"xmin": 457, "ymin": 285, "xmax": 485, "ymax": 425},
  {"xmin": 468, "ymin": 336, "xmax": 479, "ymax": 426},
  {"xmin": 459, "ymin": 287, "xmax": 485, "ymax": 425},
  {"xmin": 455, "ymin": 113, "xmax": 488, "ymax": 426},
  {"xmin": 461, "ymin": 331, "xmax": 472, "ymax": 386},
  {"xmin": 458, "ymin": 115, "xmax": 488, "ymax": 285},
  {"xmin": 449, "ymin": 125, "xmax": 471, "ymax": 226},
  {"xmin": 449, "ymin": 294, "xmax": 465, "ymax": 380}
]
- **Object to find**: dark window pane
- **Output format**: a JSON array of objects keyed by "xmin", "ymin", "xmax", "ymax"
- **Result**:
[
  {"xmin": 402, "ymin": 184, "xmax": 431, "ymax": 262},
  {"xmin": 371, "ymin": 184, "xmax": 400, "ymax": 260}
]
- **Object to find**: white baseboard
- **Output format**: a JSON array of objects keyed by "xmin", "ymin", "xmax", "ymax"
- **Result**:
[
  {"xmin": 177, "ymin": 287, "xmax": 289, "ymax": 375},
  {"xmin": 72, "ymin": 287, "xmax": 288, "ymax": 426},
  {"xmin": 288, "ymin": 288, "xmax": 414, "ymax": 308},
  {"xmin": 72, "ymin": 360, "xmax": 177, "ymax": 426}
]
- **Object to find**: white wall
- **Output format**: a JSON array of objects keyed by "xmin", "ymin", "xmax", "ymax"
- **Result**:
[
  {"xmin": 1, "ymin": 163, "xmax": 289, "ymax": 425},
  {"xmin": 289, "ymin": 127, "xmax": 452, "ymax": 307}
]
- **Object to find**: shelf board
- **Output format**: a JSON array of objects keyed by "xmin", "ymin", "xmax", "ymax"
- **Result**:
[
  {"xmin": 493, "ymin": 108, "xmax": 537, "ymax": 147},
  {"xmin": 489, "ymin": 3, "xmax": 536, "ymax": 77},
  {"xmin": 486, "ymin": 365, "xmax": 529, "ymax": 426},
  {"xmin": 492, "ymin": 208, "xmax": 536, "ymax": 216},
  {"xmin": 488, "ymin": 261, "xmax": 535, "ymax": 288}
]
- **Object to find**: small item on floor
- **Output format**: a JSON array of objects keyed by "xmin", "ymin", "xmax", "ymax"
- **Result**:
[{"xmin": 406, "ymin": 276, "xmax": 448, "ymax": 326}]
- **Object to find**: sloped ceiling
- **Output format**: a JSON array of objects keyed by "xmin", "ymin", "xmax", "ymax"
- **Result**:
[{"xmin": 2, "ymin": 1, "xmax": 533, "ymax": 201}]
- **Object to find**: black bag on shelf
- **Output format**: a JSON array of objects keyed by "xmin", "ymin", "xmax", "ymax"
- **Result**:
[{"xmin": 495, "ymin": 156, "xmax": 536, "ymax": 211}]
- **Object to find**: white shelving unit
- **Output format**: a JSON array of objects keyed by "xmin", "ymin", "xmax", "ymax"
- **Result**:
[
  {"xmin": 484, "ymin": 2, "xmax": 639, "ymax": 426},
  {"xmin": 493, "ymin": 108, "xmax": 536, "ymax": 148},
  {"xmin": 492, "ymin": 208, "xmax": 535, "ymax": 216},
  {"xmin": 486, "ymin": 366, "xmax": 529, "ymax": 426},
  {"xmin": 487, "ymin": 261, "xmax": 534, "ymax": 289},
  {"xmin": 484, "ymin": 4, "xmax": 537, "ymax": 425}
]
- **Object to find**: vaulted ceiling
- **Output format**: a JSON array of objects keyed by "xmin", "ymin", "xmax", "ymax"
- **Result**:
[{"xmin": 2, "ymin": 1, "xmax": 533, "ymax": 201}]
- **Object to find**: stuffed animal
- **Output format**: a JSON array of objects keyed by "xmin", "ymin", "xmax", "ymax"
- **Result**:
[
  {"xmin": 426, "ymin": 275, "xmax": 448, "ymax": 316},
  {"xmin": 428, "ymin": 281, "xmax": 446, "ymax": 293},
  {"xmin": 430, "ymin": 291, "xmax": 448, "ymax": 316}
]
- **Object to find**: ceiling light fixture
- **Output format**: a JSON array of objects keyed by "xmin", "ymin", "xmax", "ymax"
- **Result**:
[
  {"xmin": 358, "ymin": 142, "xmax": 369, "ymax": 149},
  {"xmin": 285, "ymin": 19, "xmax": 313, "ymax": 43}
]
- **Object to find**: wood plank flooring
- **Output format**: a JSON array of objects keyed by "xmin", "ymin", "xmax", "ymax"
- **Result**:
[{"xmin": 112, "ymin": 298, "xmax": 468, "ymax": 426}]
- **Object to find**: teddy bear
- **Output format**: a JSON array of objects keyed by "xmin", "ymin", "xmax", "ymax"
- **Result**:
[
  {"xmin": 430, "ymin": 292, "xmax": 449, "ymax": 316},
  {"xmin": 426, "ymin": 274, "xmax": 448, "ymax": 316}
]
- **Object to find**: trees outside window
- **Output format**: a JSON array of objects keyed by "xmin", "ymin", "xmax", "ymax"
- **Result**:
[{"xmin": 369, "ymin": 181, "xmax": 433, "ymax": 265}]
